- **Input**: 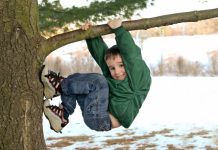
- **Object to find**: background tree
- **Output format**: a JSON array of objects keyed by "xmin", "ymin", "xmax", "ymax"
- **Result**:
[
  {"xmin": 0, "ymin": 0, "xmax": 218, "ymax": 149},
  {"xmin": 39, "ymin": 0, "xmax": 152, "ymax": 32}
]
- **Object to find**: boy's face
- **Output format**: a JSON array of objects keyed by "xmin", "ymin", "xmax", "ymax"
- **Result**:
[{"xmin": 106, "ymin": 54, "xmax": 127, "ymax": 80}]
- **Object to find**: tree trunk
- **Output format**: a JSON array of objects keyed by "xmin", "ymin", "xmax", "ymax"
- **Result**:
[{"xmin": 0, "ymin": 0, "xmax": 46, "ymax": 149}]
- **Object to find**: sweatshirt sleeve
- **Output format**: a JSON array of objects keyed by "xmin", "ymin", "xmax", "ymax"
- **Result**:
[
  {"xmin": 86, "ymin": 37, "xmax": 109, "ymax": 75},
  {"xmin": 113, "ymin": 26, "xmax": 142, "ymax": 60},
  {"xmin": 113, "ymin": 26, "xmax": 151, "ymax": 91}
]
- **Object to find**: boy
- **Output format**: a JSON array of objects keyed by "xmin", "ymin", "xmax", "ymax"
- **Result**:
[
  {"xmin": 84, "ymin": 19, "xmax": 151, "ymax": 128},
  {"xmin": 41, "ymin": 19, "xmax": 151, "ymax": 133}
]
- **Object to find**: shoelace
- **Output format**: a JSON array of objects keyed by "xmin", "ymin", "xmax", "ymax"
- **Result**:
[
  {"xmin": 44, "ymin": 70, "xmax": 64, "ymax": 95},
  {"xmin": 46, "ymin": 105, "xmax": 68, "ymax": 127}
]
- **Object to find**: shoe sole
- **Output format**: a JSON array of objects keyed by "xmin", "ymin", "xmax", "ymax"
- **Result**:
[
  {"xmin": 43, "ymin": 100, "xmax": 63, "ymax": 133},
  {"xmin": 40, "ymin": 65, "xmax": 57, "ymax": 99}
]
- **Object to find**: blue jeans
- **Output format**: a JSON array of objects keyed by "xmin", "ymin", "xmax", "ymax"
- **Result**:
[{"xmin": 60, "ymin": 73, "xmax": 111, "ymax": 131}]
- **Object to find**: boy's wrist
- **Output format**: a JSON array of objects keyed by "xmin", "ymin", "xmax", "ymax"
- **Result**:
[{"xmin": 112, "ymin": 26, "xmax": 125, "ymax": 36}]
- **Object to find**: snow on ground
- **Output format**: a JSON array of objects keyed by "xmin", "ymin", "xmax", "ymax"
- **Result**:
[
  {"xmin": 43, "ymin": 77, "xmax": 218, "ymax": 150},
  {"xmin": 43, "ymin": 35, "xmax": 218, "ymax": 149}
]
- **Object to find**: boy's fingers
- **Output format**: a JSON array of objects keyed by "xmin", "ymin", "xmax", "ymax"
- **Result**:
[
  {"xmin": 107, "ymin": 18, "xmax": 122, "ymax": 29},
  {"xmin": 81, "ymin": 22, "xmax": 93, "ymax": 30},
  {"xmin": 81, "ymin": 24, "xmax": 88, "ymax": 30}
]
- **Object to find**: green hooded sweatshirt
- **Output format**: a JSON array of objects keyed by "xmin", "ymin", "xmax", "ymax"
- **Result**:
[{"xmin": 86, "ymin": 26, "xmax": 151, "ymax": 128}]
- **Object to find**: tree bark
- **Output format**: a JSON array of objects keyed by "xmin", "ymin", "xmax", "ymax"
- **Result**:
[
  {"xmin": 0, "ymin": 0, "xmax": 46, "ymax": 149},
  {"xmin": 44, "ymin": 8, "xmax": 218, "ymax": 54}
]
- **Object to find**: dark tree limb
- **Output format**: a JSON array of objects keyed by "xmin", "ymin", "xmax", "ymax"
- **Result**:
[{"xmin": 42, "ymin": 8, "xmax": 218, "ymax": 55}]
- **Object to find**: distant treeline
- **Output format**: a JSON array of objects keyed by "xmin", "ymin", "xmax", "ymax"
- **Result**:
[
  {"xmin": 150, "ymin": 51, "xmax": 218, "ymax": 76},
  {"xmin": 65, "ymin": 50, "xmax": 218, "ymax": 77}
]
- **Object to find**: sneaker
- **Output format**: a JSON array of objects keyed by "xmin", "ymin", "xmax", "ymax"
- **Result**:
[
  {"xmin": 39, "ymin": 65, "xmax": 64, "ymax": 99},
  {"xmin": 43, "ymin": 100, "xmax": 69, "ymax": 133}
]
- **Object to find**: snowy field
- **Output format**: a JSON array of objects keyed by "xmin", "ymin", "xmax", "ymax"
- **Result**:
[
  {"xmin": 43, "ymin": 34, "xmax": 218, "ymax": 149},
  {"xmin": 43, "ymin": 77, "xmax": 218, "ymax": 150}
]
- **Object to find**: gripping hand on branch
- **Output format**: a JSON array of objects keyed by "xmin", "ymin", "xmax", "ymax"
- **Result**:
[
  {"xmin": 81, "ymin": 22, "xmax": 93, "ymax": 31},
  {"xmin": 107, "ymin": 18, "xmax": 122, "ymax": 29}
]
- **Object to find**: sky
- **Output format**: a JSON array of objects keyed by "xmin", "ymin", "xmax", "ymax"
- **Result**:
[
  {"xmin": 137, "ymin": 0, "xmax": 218, "ymax": 17},
  {"xmin": 37, "ymin": 0, "xmax": 218, "ymax": 16},
  {"xmin": 56, "ymin": 0, "xmax": 218, "ymax": 17}
]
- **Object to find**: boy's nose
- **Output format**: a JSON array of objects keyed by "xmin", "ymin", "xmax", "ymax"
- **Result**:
[{"xmin": 114, "ymin": 69, "xmax": 120, "ymax": 75}]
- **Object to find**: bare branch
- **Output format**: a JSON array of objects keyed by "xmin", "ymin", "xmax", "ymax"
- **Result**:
[{"xmin": 44, "ymin": 8, "xmax": 218, "ymax": 54}]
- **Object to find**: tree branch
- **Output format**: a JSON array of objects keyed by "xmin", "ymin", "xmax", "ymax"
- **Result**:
[{"xmin": 44, "ymin": 8, "xmax": 218, "ymax": 54}]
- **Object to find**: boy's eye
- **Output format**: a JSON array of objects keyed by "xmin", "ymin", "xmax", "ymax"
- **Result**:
[
  {"xmin": 119, "ymin": 64, "xmax": 124, "ymax": 67},
  {"xmin": 109, "ymin": 67, "xmax": 115, "ymax": 71}
]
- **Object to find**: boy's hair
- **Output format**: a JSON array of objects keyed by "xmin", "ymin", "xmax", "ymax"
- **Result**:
[{"xmin": 104, "ymin": 45, "xmax": 120, "ymax": 61}]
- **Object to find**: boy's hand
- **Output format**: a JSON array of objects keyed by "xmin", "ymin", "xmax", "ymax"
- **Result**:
[
  {"xmin": 108, "ymin": 19, "xmax": 122, "ymax": 29},
  {"xmin": 81, "ymin": 22, "xmax": 92, "ymax": 30}
]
